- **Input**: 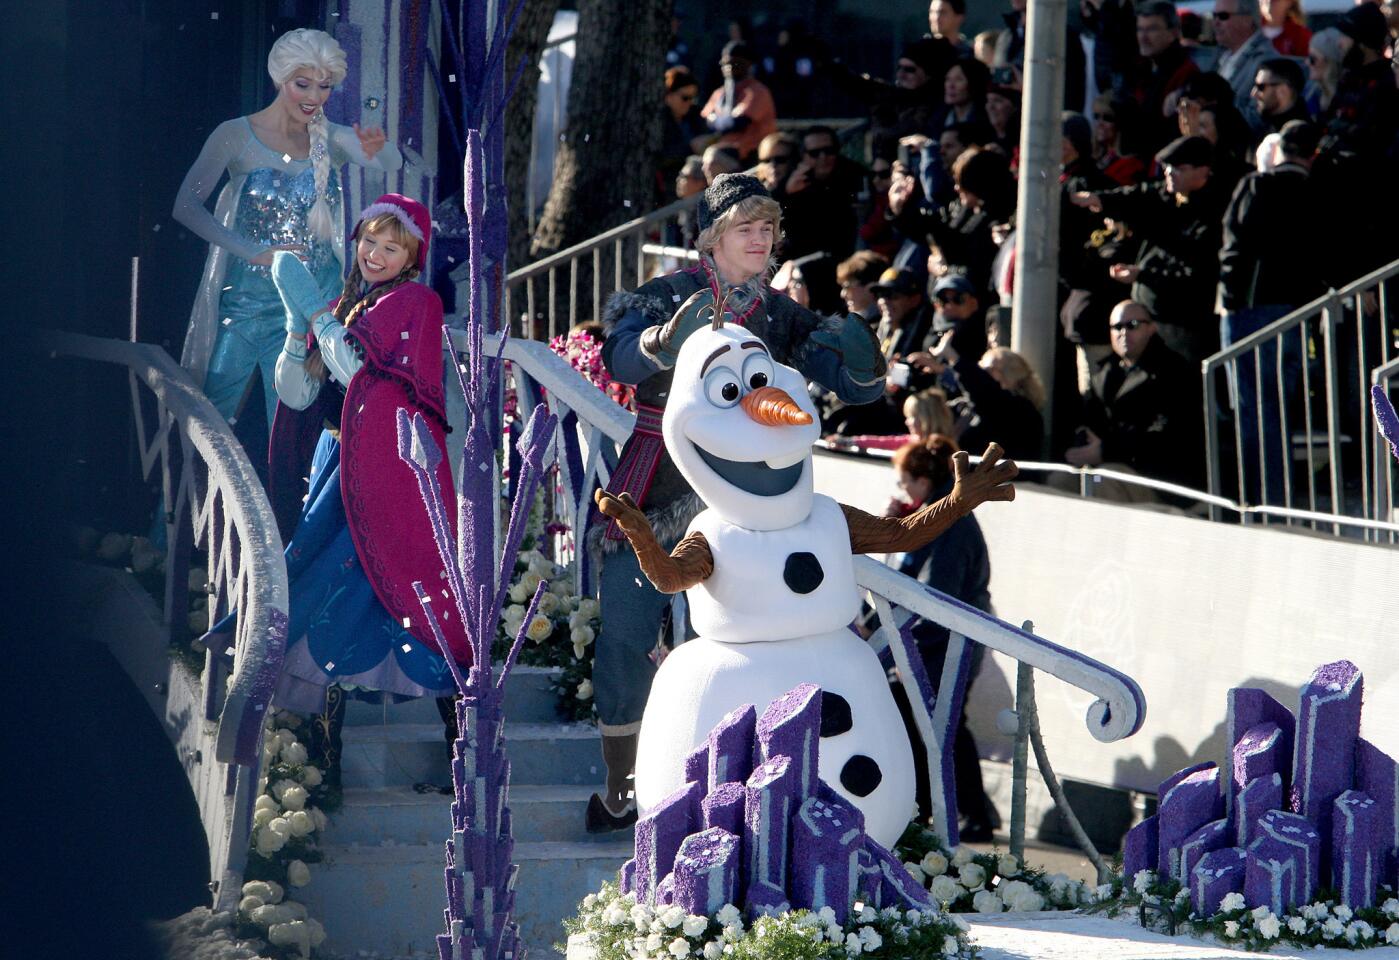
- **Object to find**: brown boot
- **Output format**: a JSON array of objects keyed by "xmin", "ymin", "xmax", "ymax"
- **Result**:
[{"xmin": 586, "ymin": 732, "xmax": 639, "ymax": 833}]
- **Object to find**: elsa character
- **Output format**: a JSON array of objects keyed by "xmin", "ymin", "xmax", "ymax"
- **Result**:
[{"xmin": 174, "ymin": 27, "xmax": 403, "ymax": 427}]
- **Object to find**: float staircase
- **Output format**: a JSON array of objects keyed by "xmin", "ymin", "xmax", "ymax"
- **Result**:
[{"xmin": 300, "ymin": 666, "xmax": 629, "ymax": 959}]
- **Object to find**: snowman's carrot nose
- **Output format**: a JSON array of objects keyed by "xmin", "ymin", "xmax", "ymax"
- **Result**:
[{"xmin": 741, "ymin": 386, "xmax": 813, "ymax": 426}]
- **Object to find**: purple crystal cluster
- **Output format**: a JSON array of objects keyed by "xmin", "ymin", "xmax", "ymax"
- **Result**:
[
  {"xmin": 620, "ymin": 684, "xmax": 934, "ymax": 923},
  {"xmin": 1122, "ymin": 661, "xmax": 1397, "ymax": 916}
]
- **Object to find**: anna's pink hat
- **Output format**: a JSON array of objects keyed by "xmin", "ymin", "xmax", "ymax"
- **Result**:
[{"xmin": 355, "ymin": 193, "xmax": 432, "ymax": 269}]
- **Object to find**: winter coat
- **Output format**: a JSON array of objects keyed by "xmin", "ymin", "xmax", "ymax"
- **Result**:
[
  {"xmin": 1218, "ymin": 162, "xmax": 1334, "ymax": 313},
  {"xmin": 1080, "ymin": 335, "xmax": 1204, "ymax": 489}
]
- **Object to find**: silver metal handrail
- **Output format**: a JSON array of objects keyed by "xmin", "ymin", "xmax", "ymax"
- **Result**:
[
  {"xmin": 1203, "ymin": 257, "xmax": 1399, "ymax": 531},
  {"xmin": 505, "ymin": 191, "xmax": 704, "ymax": 342},
  {"xmin": 1371, "ymin": 357, "xmax": 1399, "ymax": 541},
  {"xmin": 38, "ymin": 329, "xmax": 288, "ymax": 909}
]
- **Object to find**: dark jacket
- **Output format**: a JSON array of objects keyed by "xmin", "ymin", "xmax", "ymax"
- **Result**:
[
  {"xmin": 1081, "ymin": 335, "xmax": 1204, "ymax": 489},
  {"xmin": 1094, "ymin": 177, "xmax": 1229, "ymax": 350},
  {"xmin": 1262, "ymin": 100, "xmax": 1312, "ymax": 135},
  {"xmin": 1218, "ymin": 162, "xmax": 1334, "ymax": 313},
  {"xmin": 778, "ymin": 156, "xmax": 866, "ymax": 262},
  {"xmin": 892, "ymin": 198, "xmax": 1001, "ymax": 298},
  {"xmin": 897, "ymin": 478, "xmax": 991, "ymax": 656},
  {"xmin": 952, "ymin": 352, "xmax": 1044, "ymax": 461},
  {"xmin": 1129, "ymin": 42, "xmax": 1201, "ymax": 154}
]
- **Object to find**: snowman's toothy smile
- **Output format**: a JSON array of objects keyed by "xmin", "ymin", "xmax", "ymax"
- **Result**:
[{"xmin": 695, "ymin": 444, "xmax": 803, "ymax": 496}]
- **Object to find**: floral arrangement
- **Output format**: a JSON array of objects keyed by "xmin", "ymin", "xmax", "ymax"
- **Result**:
[
  {"xmin": 497, "ymin": 544, "xmax": 600, "ymax": 723},
  {"xmin": 893, "ymin": 821, "xmax": 1093, "ymax": 914},
  {"xmin": 549, "ymin": 327, "xmax": 634, "ymax": 409},
  {"xmin": 1090, "ymin": 868, "xmax": 1399, "ymax": 951},
  {"xmin": 236, "ymin": 710, "xmax": 335, "ymax": 958},
  {"xmin": 564, "ymin": 881, "xmax": 977, "ymax": 960}
]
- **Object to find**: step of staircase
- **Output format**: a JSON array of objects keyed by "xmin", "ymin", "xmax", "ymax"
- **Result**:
[
  {"xmin": 333, "ymin": 785, "xmax": 632, "ymax": 845},
  {"xmin": 301, "ymin": 839, "xmax": 632, "ymax": 959},
  {"xmin": 341, "ymin": 722, "xmax": 604, "ymax": 788},
  {"xmin": 344, "ymin": 665, "xmax": 565, "ymax": 728},
  {"xmin": 312, "ymin": 664, "xmax": 627, "ymax": 958}
]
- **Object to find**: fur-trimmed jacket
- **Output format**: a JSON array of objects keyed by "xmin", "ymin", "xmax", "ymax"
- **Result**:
[{"xmin": 599, "ymin": 260, "xmax": 882, "ymax": 548}]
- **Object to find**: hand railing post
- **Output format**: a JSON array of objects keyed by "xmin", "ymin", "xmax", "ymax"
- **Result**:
[
  {"xmin": 1010, "ymin": 657, "xmax": 1032, "ymax": 862},
  {"xmin": 1322, "ymin": 292, "xmax": 1345, "ymax": 532}
]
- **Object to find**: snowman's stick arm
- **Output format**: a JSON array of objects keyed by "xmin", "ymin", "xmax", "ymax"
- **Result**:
[
  {"xmin": 593, "ymin": 488, "xmax": 715, "ymax": 593},
  {"xmin": 840, "ymin": 500, "xmax": 968, "ymax": 554}
]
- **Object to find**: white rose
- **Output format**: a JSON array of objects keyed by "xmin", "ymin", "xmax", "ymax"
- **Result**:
[
  {"xmin": 522, "ymin": 572, "xmax": 543, "ymax": 593},
  {"xmin": 973, "ymin": 890, "xmax": 1004, "ymax": 913},
  {"xmin": 957, "ymin": 863, "xmax": 987, "ymax": 891},
  {"xmin": 267, "ymin": 920, "xmax": 311, "ymax": 956},
  {"xmin": 280, "ymin": 901, "xmax": 307, "ymax": 921},
  {"xmin": 858, "ymin": 926, "xmax": 883, "ymax": 951},
  {"xmin": 253, "ymin": 806, "xmax": 276, "ymax": 828},
  {"xmin": 858, "ymin": 904, "xmax": 877, "ymax": 923},
  {"xmin": 904, "ymin": 861, "xmax": 925, "ymax": 880},
  {"xmin": 1351, "ymin": 920, "xmax": 1374, "ymax": 941},
  {"xmin": 508, "ymin": 582, "xmax": 529, "ymax": 604},
  {"xmin": 1250, "ymin": 905, "xmax": 1271, "ymax": 921},
  {"xmin": 920, "ymin": 851, "xmax": 948, "ymax": 877},
  {"xmin": 526, "ymin": 614, "xmax": 553, "ymax": 642},
  {"xmin": 268, "ymin": 817, "xmax": 293, "ymax": 839},
  {"xmin": 1387, "ymin": 922, "xmax": 1399, "ymax": 944},
  {"xmin": 716, "ymin": 904, "xmax": 741, "ymax": 928},
  {"xmin": 682, "ymin": 914, "xmax": 707, "ymax": 937},
  {"xmin": 551, "ymin": 578, "xmax": 572, "ymax": 597},
  {"xmin": 576, "ymin": 679, "xmax": 594, "ymax": 700},
  {"xmin": 1223, "ymin": 920, "xmax": 1239, "ymax": 938},
  {"xmin": 305, "ymin": 918, "xmax": 326, "ymax": 947},
  {"xmin": 250, "ymin": 904, "xmax": 282, "ymax": 927},
  {"xmin": 1288, "ymin": 916, "xmax": 1308, "ymax": 934},
  {"xmin": 280, "ymin": 786, "xmax": 309, "ymax": 812},
  {"xmin": 1011, "ymin": 890, "xmax": 1045, "ymax": 912},
  {"xmin": 929, "ymin": 875, "xmax": 961, "ymax": 902},
  {"xmin": 577, "ymin": 598, "xmax": 600, "ymax": 620},
  {"xmin": 703, "ymin": 943, "xmax": 722, "ymax": 959},
  {"xmin": 1322, "ymin": 917, "xmax": 1345, "ymax": 938},
  {"xmin": 844, "ymin": 933, "xmax": 862, "ymax": 954},
  {"xmin": 270, "ymin": 779, "xmax": 297, "ymax": 803},
  {"xmin": 299, "ymin": 765, "xmax": 322, "ymax": 788},
  {"xmin": 1257, "ymin": 915, "xmax": 1282, "ymax": 939},
  {"xmin": 238, "ymin": 895, "xmax": 264, "ymax": 915},
  {"xmin": 280, "ymin": 741, "xmax": 308, "ymax": 766},
  {"xmin": 288, "ymin": 810, "xmax": 315, "ymax": 836},
  {"xmin": 943, "ymin": 935, "xmax": 960, "ymax": 956},
  {"xmin": 310, "ymin": 807, "xmax": 328, "ymax": 831},
  {"xmin": 660, "ymin": 905, "xmax": 686, "ymax": 928},
  {"xmin": 254, "ymin": 794, "xmax": 279, "ymax": 815},
  {"xmin": 1133, "ymin": 870, "xmax": 1155, "ymax": 894},
  {"xmin": 996, "ymin": 854, "xmax": 1020, "ymax": 877},
  {"xmin": 275, "ymin": 729, "xmax": 296, "ymax": 749},
  {"xmin": 631, "ymin": 903, "xmax": 653, "ymax": 930},
  {"xmin": 1335, "ymin": 904, "xmax": 1354, "ymax": 922},
  {"xmin": 1384, "ymin": 898, "xmax": 1399, "ymax": 919},
  {"xmin": 537, "ymin": 592, "xmax": 560, "ymax": 616},
  {"xmin": 646, "ymin": 932, "xmax": 664, "ymax": 951},
  {"xmin": 286, "ymin": 859, "xmax": 311, "ymax": 887},
  {"xmin": 1095, "ymin": 883, "xmax": 1115, "ymax": 902},
  {"xmin": 254, "ymin": 825, "xmax": 288, "ymax": 855},
  {"xmin": 571, "ymin": 625, "xmax": 596, "ymax": 647},
  {"xmin": 604, "ymin": 905, "xmax": 628, "ymax": 926},
  {"xmin": 668, "ymin": 936, "xmax": 690, "ymax": 958},
  {"xmin": 951, "ymin": 845, "xmax": 975, "ymax": 866},
  {"xmin": 1219, "ymin": 891, "xmax": 1246, "ymax": 913}
]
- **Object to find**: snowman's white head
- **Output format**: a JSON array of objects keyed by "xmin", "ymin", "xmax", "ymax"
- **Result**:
[{"xmin": 664, "ymin": 324, "xmax": 820, "ymax": 530}]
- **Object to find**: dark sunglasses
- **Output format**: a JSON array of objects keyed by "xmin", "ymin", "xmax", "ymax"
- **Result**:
[
  {"xmin": 1212, "ymin": 10, "xmax": 1234, "ymax": 20},
  {"xmin": 1253, "ymin": 79, "xmax": 1285, "ymax": 90},
  {"xmin": 761, "ymin": 153, "xmax": 796, "ymax": 164},
  {"xmin": 1109, "ymin": 318, "xmax": 1147, "ymax": 331},
  {"xmin": 936, "ymin": 291, "xmax": 968, "ymax": 305},
  {"xmin": 805, "ymin": 145, "xmax": 838, "ymax": 157}
]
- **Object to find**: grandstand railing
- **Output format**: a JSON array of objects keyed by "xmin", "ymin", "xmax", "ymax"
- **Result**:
[
  {"xmin": 38, "ymin": 329, "xmax": 287, "ymax": 910},
  {"xmin": 1203, "ymin": 261, "xmax": 1399, "ymax": 537},
  {"xmin": 477, "ymin": 330, "xmax": 1147, "ymax": 849}
]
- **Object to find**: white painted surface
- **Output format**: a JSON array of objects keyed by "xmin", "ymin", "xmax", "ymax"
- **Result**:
[{"xmin": 813, "ymin": 450, "xmax": 1399, "ymax": 795}]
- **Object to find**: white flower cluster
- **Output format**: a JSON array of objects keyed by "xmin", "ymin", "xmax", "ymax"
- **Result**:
[
  {"xmin": 572, "ymin": 883, "xmax": 974, "ymax": 958},
  {"xmin": 500, "ymin": 548, "xmax": 600, "ymax": 702},
  {"xmin": 900, "ymin": 838, "xmax": 1091, "ymax": 914},
  {"xmin": 241, "ymin": 712, "xmax": 331, "ymax": 956},
  {"xmin": 238, "ymin": 880, "xmax": 325, "ymax": 957}
]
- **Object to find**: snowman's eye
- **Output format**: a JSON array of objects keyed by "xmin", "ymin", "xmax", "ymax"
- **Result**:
[
  {"xmin": 742, "ymin": 352, "xmax": 774, "ymax": 391},
  {"xmin": 703, "ymin": 368, "xmax": 743, "ymax": 408}
]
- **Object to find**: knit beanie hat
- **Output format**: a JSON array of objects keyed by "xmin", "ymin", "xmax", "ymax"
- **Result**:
[
  {"xmin": 1061, "ymin": 112, "xmax": 1093, "ymax": 163},
  {"xmin": 1338, "ymin": 2, "xmax": 1389, "ymax": 52},
  {"xmin": 696, "ymin": 173, "xmax": 770, "ymax": 233}
]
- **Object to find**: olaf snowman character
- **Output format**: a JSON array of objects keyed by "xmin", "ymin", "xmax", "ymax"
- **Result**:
[{"xmin": 595, "ymin": 303, "xmax": 1017, "ymax": 849}]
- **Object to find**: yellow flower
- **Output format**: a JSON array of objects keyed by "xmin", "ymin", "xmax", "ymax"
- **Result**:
[{"xmin": 526, "ymin": 615, "xmax": 553, "ymax": 643}]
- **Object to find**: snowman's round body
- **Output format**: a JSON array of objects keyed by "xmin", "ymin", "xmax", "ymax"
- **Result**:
[{"xmin": 633, "ymin": 494, "xmax": 916, "ymax": 848}]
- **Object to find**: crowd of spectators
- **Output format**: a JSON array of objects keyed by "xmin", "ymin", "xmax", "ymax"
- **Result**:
[{"xmin": 654, "ymin": 0, "xmax": 1399, "ymax": 507}]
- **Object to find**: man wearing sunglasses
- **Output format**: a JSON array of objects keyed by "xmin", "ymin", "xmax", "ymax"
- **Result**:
[
  {"xmin": 1212, "ymin": 0, "xmax": 1273, "ymax": 132},
  {"xmin": 1063, "ymin": 299, "xmax": 1203, "ymax": 495},
  {"xmin": 777, "ymin": 125, "xmax": 864, "ymax": 261},
  {"xmin": 699, "ymin": 40, "xmax": 777, "ymax": 164}
]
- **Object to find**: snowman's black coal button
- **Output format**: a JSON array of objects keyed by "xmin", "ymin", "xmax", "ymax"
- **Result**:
[
  {"xmin": 840, "ymin": 755, "xmax": 883, "ymax": 797},
  {"xmin": 783, "ymin": 552, "xmax": 824, "ymax": 594},
  {"xmin": 820, "ymin": 691, "xmax": 853, "ymax": 737}
]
